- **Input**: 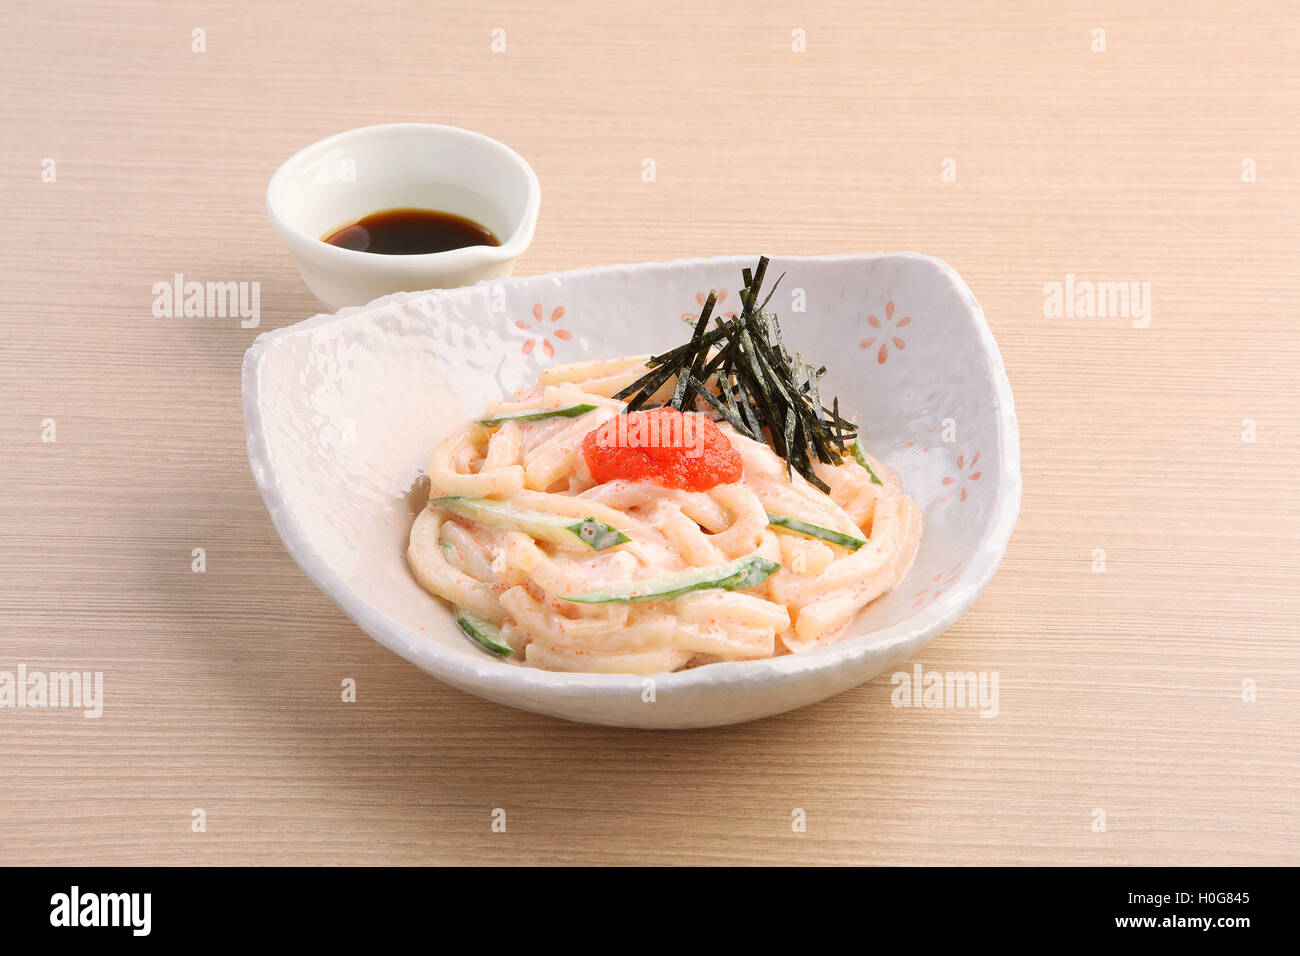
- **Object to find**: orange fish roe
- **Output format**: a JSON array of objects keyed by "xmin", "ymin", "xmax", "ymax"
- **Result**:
[{"xmin": 581, "ymin": 407, "xmax": 742, "ymax": 491}]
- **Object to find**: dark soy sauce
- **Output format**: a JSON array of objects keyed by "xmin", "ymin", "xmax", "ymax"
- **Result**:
[{"xmin": 322, "ymin": 208, "xmax": 500, "ymax": 255}]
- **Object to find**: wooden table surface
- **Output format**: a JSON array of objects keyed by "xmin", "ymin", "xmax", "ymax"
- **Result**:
[{"xmin": 2, "ymin": 0, "xmax": 1297, "ymax": 866}]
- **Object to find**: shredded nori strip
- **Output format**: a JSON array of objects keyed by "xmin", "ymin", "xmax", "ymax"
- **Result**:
[
  {"xmin": 679, "ymin": 371, "xmax": 748, "ymax": 434},
  {"xmin": 614, "ymin": 257, "xmax": 858, "ymax": 489}
]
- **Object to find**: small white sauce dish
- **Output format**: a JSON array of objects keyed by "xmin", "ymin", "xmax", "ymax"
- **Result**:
[{"xmin": 266, "ymin": 123, "xmax": 540, "ymax": 310}]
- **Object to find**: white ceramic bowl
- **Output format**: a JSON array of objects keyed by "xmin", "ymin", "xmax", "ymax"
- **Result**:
[
  {"xmin": 266, "ymin": 123, "xmax": 540, "ymax": 310},
  {"xmin": 242, "ymin": 254, "xmax": 1021, "ymax": 728}
]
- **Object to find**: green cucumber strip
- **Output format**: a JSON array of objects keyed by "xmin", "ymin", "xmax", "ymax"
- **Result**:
[
  {"xmin": 850, "ymin": 440, "xmax": 885, "ymax": 485},
  {"xmin": 475, "ymin": 403, "xmax": 598, "ymax": 427},
  {"xmin": 765, "ymin": 513, "xmax": 866, "ymax": 551},
  {"xmin": 570, "ymin": 517, "xmax": 631, "ymax": 550},
  {"xmin": 432, "ymin": 496, "xmax": 630, "ymax": 551},
  {"xmin": 562, "ymin": 555, "xmax": 781, "ymax": 605},
  {"xmin": 455, "ymin": 608, "xmax": 513, "ymax": 657}
]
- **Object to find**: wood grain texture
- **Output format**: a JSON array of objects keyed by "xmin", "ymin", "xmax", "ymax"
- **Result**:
[{"xmin": 1, "ymin": 0, "xmax": 1297, "ymax": 865}]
